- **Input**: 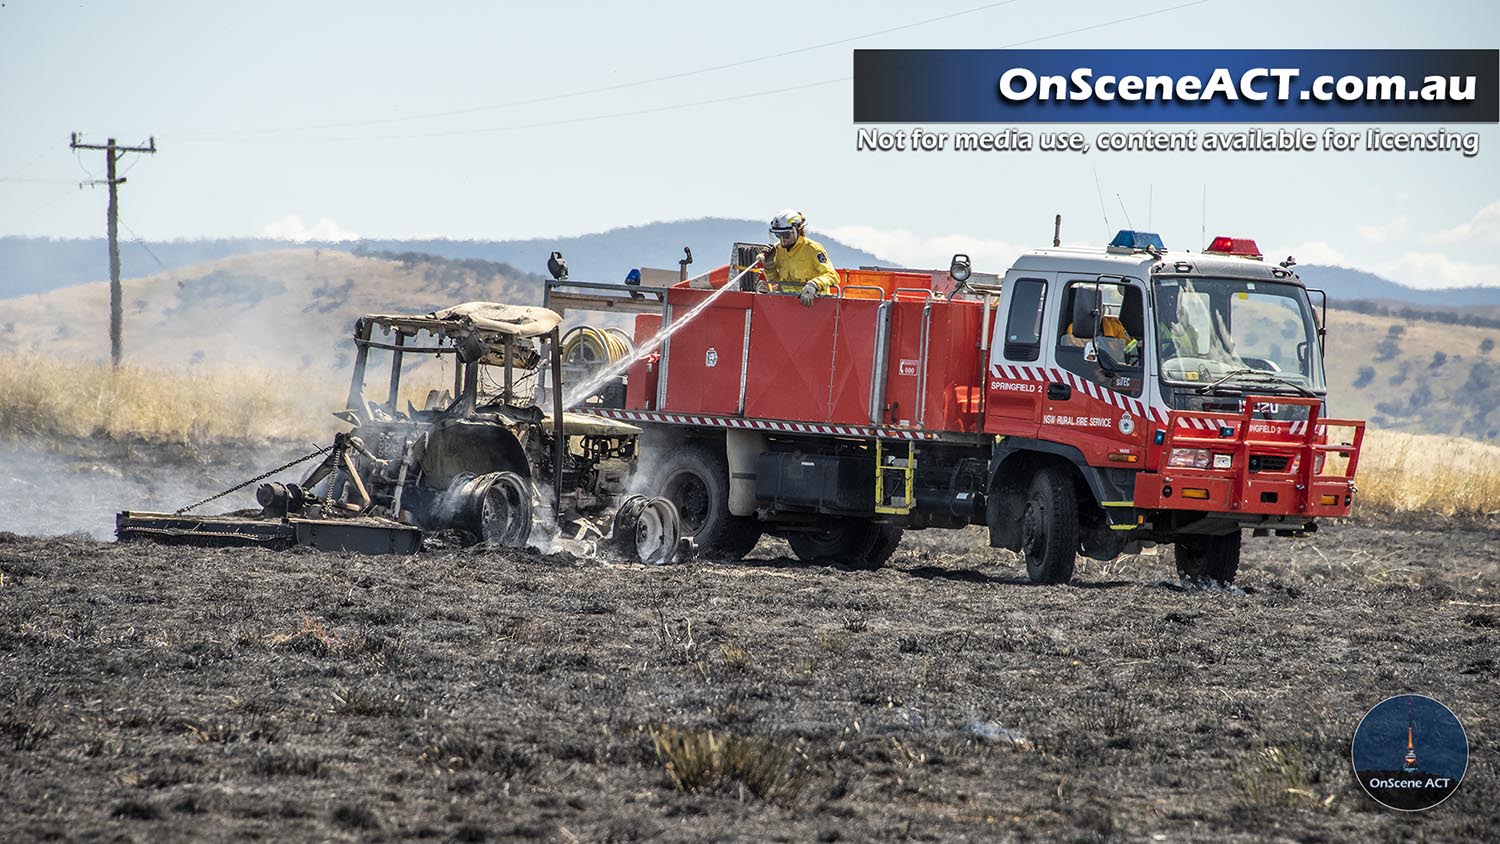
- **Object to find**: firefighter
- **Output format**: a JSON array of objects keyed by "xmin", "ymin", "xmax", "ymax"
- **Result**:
[
  {"xmin": 1162, "ymin": 295, "xmax": 1202, "ymax": 358},
  {"xmin": 759, "ymin": 209, "xmax": 840, "ymax": 306}
]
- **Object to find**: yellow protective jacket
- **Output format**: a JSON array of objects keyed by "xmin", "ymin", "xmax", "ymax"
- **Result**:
[{"xmin": 764, "ymin": 236, "xmax": 840, "ymax": 295}]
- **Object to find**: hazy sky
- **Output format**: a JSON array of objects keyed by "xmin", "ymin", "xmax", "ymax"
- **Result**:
[{"xmin": 1, "ymin": 0, "xmax": 1497, "ymax": 287}]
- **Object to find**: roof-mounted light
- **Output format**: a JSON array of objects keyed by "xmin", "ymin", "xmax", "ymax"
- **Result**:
[
  {"xmin": 1107, "ymin": 229, "xmax": 1166, "ymax": 253},
  {"xmin": 1204, "ymin": 236, "xmax": 1263, "ymax": 260}
]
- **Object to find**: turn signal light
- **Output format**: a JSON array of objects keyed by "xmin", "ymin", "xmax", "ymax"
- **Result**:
[{"xmin": 1181, "ymin": 488, "xmax": 1211, "ymax": 500}]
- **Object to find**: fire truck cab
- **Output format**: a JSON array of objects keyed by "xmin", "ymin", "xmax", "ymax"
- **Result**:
[
  {"xmin": 545, "ymin": 230, "xmax": 1365, "ymax": 585},
  {"xmin": 982, "ymin": 232, "xmax": 1362, "ymax": 583}
]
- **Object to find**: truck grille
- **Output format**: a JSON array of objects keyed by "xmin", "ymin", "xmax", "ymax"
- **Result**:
[{"xmin": 1248, "ymin": 455, "xmax": 1290, "ymax": 472}]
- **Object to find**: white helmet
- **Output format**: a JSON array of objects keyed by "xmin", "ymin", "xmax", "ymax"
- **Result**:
[{"xmin": 769, "ymin": 208, "xmax": 806, "ymax": 245}]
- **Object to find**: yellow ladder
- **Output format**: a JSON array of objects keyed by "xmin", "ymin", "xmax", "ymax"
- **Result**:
[{"xmin": 875, "ymin": 440, "xmax": 915, "ymax": 514}]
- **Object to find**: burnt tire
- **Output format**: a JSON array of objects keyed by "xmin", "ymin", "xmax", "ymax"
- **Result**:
[
  {"xmin": 1020, "ymin": 467, "xmax": 1078, "ymax": 585},
  {"xmin": 652, "ymin": 443, "xmax": 761, "ymax": 560},
  {"xmin": 613, "ymin": 495, "xmax": 682, "ymax": 565},
  {"xmin": 1173, "ymin": 531, "xmax": 1242, "ymax": 585},
  {"xmin": 787, "ymin": 518, "xmax": 895, "ymax": 570},
  {"xmin": 478, "ymin": 471, "xmax": 533, "ymax": 548}
]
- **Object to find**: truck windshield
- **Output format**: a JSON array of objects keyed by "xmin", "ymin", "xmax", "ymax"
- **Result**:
[{"xmin": 1153, "ymin": 277, "xmax": 1325, "ymax": 393}]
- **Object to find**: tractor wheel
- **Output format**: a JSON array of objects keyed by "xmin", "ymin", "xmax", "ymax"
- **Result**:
[
  {"xmin": 1173, "ymin": 531, "xmax": 1242, "ymax": 585},
  {"xmin": 1020, "ymin": 467, "xmax": 1078, "ymax": 584},
  {"xmin": 478, "ymin": 471, "xmax": 533, "ymax": 548},
  {"xmin": 787, "ymin": 518, "xmax": 894, "ymax": 570},
  {"xmin": 653, "ymin": 444, "xmax": 762, "ymax": 559},
  {"xmin": 613, "ymin": 495, "xmax": 682, "ymax": 565}
]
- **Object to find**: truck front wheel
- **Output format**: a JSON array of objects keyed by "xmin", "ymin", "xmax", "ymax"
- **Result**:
[
  {"xmin": 1020, "ymin": 467, "xmax": 1078, "ymax": 584},
  {"xmin": 1173, "ymin": 532, "xmax": 1241, "ymax": 585},
  {"xmin": 653, "ymin": 444, "xmax": 762, "ymax": 560}
]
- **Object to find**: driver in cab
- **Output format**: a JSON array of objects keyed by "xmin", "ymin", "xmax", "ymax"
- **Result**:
[{"xmin": 1065, "ymin": 288, "xmax": 1143, "ymax": 389}]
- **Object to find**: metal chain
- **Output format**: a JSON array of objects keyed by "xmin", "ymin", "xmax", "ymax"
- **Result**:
[{"xmin": 174, "ymin": 444, "xmax": 333, "ymax": 515}]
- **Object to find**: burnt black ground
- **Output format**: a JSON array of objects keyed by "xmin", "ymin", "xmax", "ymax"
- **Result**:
[{"xmin": 0, "ymin": 521, "xmax": 1496, "ymax": 843}]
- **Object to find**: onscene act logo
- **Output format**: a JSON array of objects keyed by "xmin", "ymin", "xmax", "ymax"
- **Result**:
[{"xmin": 1351, "ymin": 694, "xmax": 1468, "ymax": 811}]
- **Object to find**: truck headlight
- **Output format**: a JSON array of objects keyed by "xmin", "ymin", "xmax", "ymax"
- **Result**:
[
  {"xmin": 1212, "ymin": 453, "xmax": 1233, "ymax": 470},
  {"xmin": 1168, "ymin": 447, "xmax": 1211, "ymax": 468}
]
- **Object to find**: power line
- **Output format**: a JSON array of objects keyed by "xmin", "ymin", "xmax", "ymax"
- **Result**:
[
  {"xmin": 118, "ymin": 216, "xmax": 170, "ymax": 273},
  {"xmin": 177, "ymin": 0, "xmax": 1212, "ymax": 146},
  {"xmin": 175, "ymin": 0, "xmax": 1028, "ymax": 138},
  {"xmin": 0, "ymin": 145, "xmax": 57, "ymax": 183},
  {"xmin": 0, "ymin": 186, "xmax": 78, "ymax": 232},
  {"xmin": 73, "ymin": 147, "xmax": 98, "ymax": 182},
  {"xmin": 186, "ymin": 78, "xmax": 848, "ymax": 144}
]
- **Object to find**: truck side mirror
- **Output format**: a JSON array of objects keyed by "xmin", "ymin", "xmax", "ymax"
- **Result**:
[{"xmin": 1071, "ymin": 285, "xmax": 1100, "ymax": 340}]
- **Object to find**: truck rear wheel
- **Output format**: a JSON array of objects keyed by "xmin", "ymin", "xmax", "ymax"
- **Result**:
[
  {"xmin": 1021, "ymin": 467, "xmax": 1078, "ymax": 584},
  {"xmin": 787, "ymin": 518, "xmax": 895, "ymax": 570},
  {"xmin": 868, "ymin": 523, "xmax": 903, "ymax": 568},
  {"xmin": 1173, "ymin": 532, "xmax": 1241, "ymax": 585},
  {"xmin": 653, "ymin": 444, "xmax": 762, "ymax": 560}
]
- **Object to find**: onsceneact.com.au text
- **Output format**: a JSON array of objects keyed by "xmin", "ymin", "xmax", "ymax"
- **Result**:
[{"xmin": 998, "ymin": 67, "xmax": 1479, "ymax": 104}]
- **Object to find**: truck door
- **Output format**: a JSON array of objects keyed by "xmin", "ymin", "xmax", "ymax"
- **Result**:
[
  {"xmin": 984, "ymin": 273, "xmax": 1052, "ymax": 437},
  {"xmin": 1042, "ymin": 276, "xmax": 1149, "ymax": 463}
]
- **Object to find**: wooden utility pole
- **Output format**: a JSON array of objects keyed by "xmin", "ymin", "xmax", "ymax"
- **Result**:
[{"xmin": 70, "ymin": 133, "xmax": 156, "ymax": 366}]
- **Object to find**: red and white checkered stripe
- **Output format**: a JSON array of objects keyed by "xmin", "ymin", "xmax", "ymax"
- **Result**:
[
  {"xmin": 583, "ymin": 408, "xmax": 942, "ymax": 440},
  {"xmin": 1175, "ymin": 416, "xmax": 1237, "ymax": 431},
  {"xmin": 989, "ymin": 363, "xmax": 1151, "ymax": 420}
]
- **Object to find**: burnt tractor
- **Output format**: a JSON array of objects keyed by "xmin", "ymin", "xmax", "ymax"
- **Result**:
[{"xmin": 117, "ymin": 302, "xmax": 682, "ymax": 562}]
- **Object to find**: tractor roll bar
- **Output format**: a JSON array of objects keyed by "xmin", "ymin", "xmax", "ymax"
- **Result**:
[{"xmin": 550, "ymin": 326, "xmax": 564, "ymax": 519}]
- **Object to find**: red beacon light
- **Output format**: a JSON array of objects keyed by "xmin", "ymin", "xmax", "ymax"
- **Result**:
[{"xmin": 1204, "ymin": 235, "xmax": 1263, "ymax": 260}]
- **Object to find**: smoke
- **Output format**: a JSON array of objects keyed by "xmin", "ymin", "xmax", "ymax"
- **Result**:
[{"xmin": 0, "ymin": 440, "xmax": 321, "ymax": 540}]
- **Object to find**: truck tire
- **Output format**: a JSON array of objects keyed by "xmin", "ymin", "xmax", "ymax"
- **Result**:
[
  {"xmin": 1021, "ymin": 467, "xmax": 1078, "ymax": 584},
  {"xmin": 1173, "ymin": 531, "xmax": 1241, "ymax": 585},
  {"xmin": 787, "ymin": 518, "xmax": 890, "ymax": 569},
  {"xmin": 653, "ymin": 444, "xmax": 762, "ymax": 560},
  {"xmin": 868, "ymin": 523, "xmax": 903, "ymax": 568}
]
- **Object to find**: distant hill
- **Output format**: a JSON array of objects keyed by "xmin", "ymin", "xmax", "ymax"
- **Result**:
[
  {"xmin": 6, "ymin": 222, "xmax": 1497, "ymax": 313},
  {"xmin": 0, "ymin": 219, "xmax": 884, "ymax": 299},
  {"xmin": 1295, "ymin": 265, "xmax": 1500, "ymax": 318},
  {"xmin": 5, "ymin": 232, "xmax": 1500, "ymax": 440},
  {"xmin": 1322, "ymin": 306, "xmax": 1500, "ymax": 439},
  {"xmin": 0, "ymin": 249, "xmax": 543, "ymax": 373}
]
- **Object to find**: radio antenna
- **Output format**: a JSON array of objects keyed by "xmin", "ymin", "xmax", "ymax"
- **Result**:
[
  {"xmin": 1201, "ymin": 184, "xmax": 1207, "ymax": 251},
  {"xmin": 1093, "ymin": 169, "xmax": 1111, "ymax": 237},
  {"xmin": 1116, "ymin": 193, "xmax": 1135, "ymax": 230}
]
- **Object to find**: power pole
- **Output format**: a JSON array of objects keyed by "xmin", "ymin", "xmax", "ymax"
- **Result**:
[{"xmin": 70, "ymin": 133, "xmax": 156, "ymax": 367}]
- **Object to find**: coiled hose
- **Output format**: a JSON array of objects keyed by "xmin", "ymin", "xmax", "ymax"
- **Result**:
[{"xmin": 561, "ymin": 325, "xmax": 633, "ymax": 367}]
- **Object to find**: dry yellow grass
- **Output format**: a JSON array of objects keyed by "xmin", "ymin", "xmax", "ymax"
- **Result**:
[
  {"xmin": 1353, "ymin": 428, "xmax": 1500, "ymax": 516},
  {"xmin": 3, "ymin": 355, "xmax": 1497, "ymax": 517},
  {"xmin": 0, "ymin": 354, "xmax": 341, "ymax": 446}
]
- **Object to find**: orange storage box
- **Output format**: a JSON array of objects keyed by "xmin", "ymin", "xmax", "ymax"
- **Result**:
[{"xmin": 839, "ymin": 269, "xmax": 933, "ymax": 301}]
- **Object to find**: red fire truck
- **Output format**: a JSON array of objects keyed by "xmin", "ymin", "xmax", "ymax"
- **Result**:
[{"xmin": 544, "ymin": 231, "xmax": 1365, "ymax": 585}]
